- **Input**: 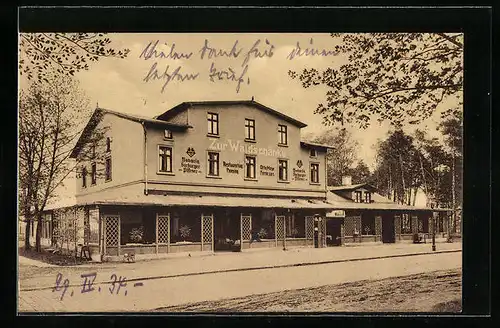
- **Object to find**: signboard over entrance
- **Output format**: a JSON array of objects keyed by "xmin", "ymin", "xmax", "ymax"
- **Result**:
[{"xmin": 327, "ymin": 210, "xmax": 346, "ymax": 218}]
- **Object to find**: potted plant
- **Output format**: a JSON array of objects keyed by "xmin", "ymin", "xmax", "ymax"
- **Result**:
[
  {"xmin": 129, "ymin": 226, "xmax": 144, "ymax": 244},
  {"xmin": 179, "ymin": 225, "xmax": 191, "ymax": 242},
  {"xmin": 257, "ymin": 228, "xmax": 267, "ymax": 240},
  {"xmin": 291, "ymin": 227, "xmax": 299, "ymax": 238}
]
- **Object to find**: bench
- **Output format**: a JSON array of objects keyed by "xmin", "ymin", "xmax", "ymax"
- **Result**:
[{"xmin": 123, "ymin": 250, "xmax": 136, "ymax": 263}]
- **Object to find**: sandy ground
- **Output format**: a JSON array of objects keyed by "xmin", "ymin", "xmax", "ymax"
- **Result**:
[
  {"xmin": 18, "ymin": 251, "xmax": 461, "ymax": 312},
  {"xmin": 154, "ymin": 269, "xmax": 462, "ymax": 313}
]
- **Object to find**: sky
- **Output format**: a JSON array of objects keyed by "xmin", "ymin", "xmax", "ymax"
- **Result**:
[{"xmin": 19, "ymin": 33, "xmax": 462, "ymax": 207}]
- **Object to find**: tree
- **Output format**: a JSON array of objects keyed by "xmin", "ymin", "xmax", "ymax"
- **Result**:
[
  {"xmin": 310, "ymin": 128, "xmax": 358, "ymax": 185},
  {"xmin": 289, "ymin": 33, "xmax": 463, "ymax": 128},
  {"xmin": 439, "ymin": 108, "xmax": 463, "ymax": 232},
  {"xmin": 372, "ymin": 129, "xmax": 424, "ymax": 205},
  {"xmin": 18, "ymin": 74, "xmax": 108, "ymax": 251},
  {"xmin": 19, "ymin": 33, "xmax": 130, "ymax": 82},
  {"xmin": 350, "ymin": 160, "xmax": 372, "ymax": 184}
]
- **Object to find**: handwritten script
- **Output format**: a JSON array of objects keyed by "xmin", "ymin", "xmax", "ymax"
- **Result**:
[
  {"xmin": 139, "ymin": 38, "xmax": 339, "ymax": 93},
  {"xmin": 52, "ymin": 272, "xmax": 144, "ymax": 300}
]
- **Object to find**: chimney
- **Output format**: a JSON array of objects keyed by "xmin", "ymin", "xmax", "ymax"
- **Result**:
[{"xmin": 341, "ymin": 176, "xmax": 352, "ymax": 186}]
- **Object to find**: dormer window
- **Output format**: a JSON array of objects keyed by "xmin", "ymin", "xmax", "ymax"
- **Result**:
[
  {"xmin": 354, "ymin": 191, "xmax": 362, "ymax": 203},
  {"xmin": 164, "ymin": 129, "xmax": 173, "ymax": 139},
  {"xmin": 364, "ymin": 191, "xmax": 371, "ymax": 203}
]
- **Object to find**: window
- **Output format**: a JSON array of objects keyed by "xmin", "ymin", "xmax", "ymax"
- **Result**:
[
  {"xmin": 310, "ymin": 163, "xmax": 319, "ymax": 183},
  {"xmin": 278, "ymin": 124, "xmax": 287, "ymax": 145},
  {"xmin": 91, "ymin": 162, "xmax": 97, "ymax": 185},
  {"xmin": 245, "ymin": 156, "xmax": 256, "ymax": 179},
  {"xmin": 354, "ymin": 191, "xmax": 362, "ymax": 203},
  {"xmin": 245, "ymin": 118, "xmax": 255, "ymax": 140},
  {"xmin": 164, "ymin": 129, "xmax": 173, "ymax": 139},
  {"xmin": 364, "ymin": 192, "xmax": 371, "ymax": 203},
  {"xmin": 158, "ymin": 146, "xmax": 173, "ymax": 173},
  {"xmin": 310, "ymin": 149, "xmax": 317, "ymax": 157},
  {"xmin": 207, "ymin": 152, "xmax": 220, "ymax": 176},
  {"xmin": 105, "ymin": 157, "xmax": 112, "ymax": 181},
  {"xmin": 207, "ymin": 112, "xmax": 219, "ymax": 135},
  {"xmin": 82, "ymin": 167, "xmax": 87, "ymax": 188},
  {"xmin": 91, "ymin": 144, "xmax": 96, "ymax": 158},
  {"xmin": 278, "ymin": 159, "xmax": 288, "ymax": 181},
  {"xmin": 401, "ymin": 213, "xmax": 411, "ymax": 234},
  {"xmin": 106, "ymin": 137, "xmax": 111, "ymax": 152}
]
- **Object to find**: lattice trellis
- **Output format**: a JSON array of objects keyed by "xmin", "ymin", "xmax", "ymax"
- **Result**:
[
  {"xmin": 375, "ymin": 216, "xmax": 382, "ymax": 236},
  {"xmin": 201, "ymin": 215, "xmax": 213, "ymax": 249},
  {"xmin": 105, "ymin": 216, "xmax": 119, "ymax": 247},
  {"xmin": 394, "ymin": 215, "xmax": 401, "ymax": 238},
  {"xmin": 157, "ymin": 215, "xmax": 170, "ymax": 244},
  {"xmin": 275, "ymin": 215, "xmax": 285, "ymax": 244},
  {"xmin": 305, "ymin": 216, "xmax": 314, "ymax": 240},
  {"xmin": 411, "ymin": 216, "xmax": 418, "ymax": 234},
  {"xmin": 344, "ymin": 216, "xmax": 360, "ymax": 236},
  {"xmin": 240, "ymin": 215, "xmax": 252, "ymax": 241}
]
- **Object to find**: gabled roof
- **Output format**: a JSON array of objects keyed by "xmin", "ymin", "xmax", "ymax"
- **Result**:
[
  {"xmin": 328, "ymin": 183, "xmax": 378, "ymax": 192},
  {"xmin": 69, "ymin": 108, "xmax": 191, "ymax": 159},
  {"xmin": 154, "ymin": 100, "xmax": 308, "ymax": 128}
]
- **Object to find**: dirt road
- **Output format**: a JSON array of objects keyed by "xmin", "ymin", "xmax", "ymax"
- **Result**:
[{"xmin": 154, "ymin": 269, "xmax": 462, "ymax": 312}]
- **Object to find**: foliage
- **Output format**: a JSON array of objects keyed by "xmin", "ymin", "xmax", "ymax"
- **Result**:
[
  {"xmin": 129, "ymin": 226, "xmax": 145, "ymax": 243},
  {"xmin": 372, "ymin": 129, "xmax": 424, "ymax": 205},
  {"xmin": 289, "ymin": 33, "xmax": 463, "ymax": 128},
  {"xmin": 18, "ymin": 74, "xmax": 108, "ymax": 251},
  {"xmin": 19, "ymin": 33, "xmax": 130, "ymax": 82},
  {"xmin": 257, "ymin": 228, "xmax": 268, "ymax": 239},
  {"xmin": 311, "ymin": 128, "xmax": 359, "ymax": 185},
  {"xmin": 350, "ymin": 160, "xmax": 372, "ymax": 184},
  {"xmin": 291, "ymin": 227, "xmax": 299, "ymax": 238},
  {"xmin": 179, "ymin": 225, "xmax": 192, "ymax": 240}
]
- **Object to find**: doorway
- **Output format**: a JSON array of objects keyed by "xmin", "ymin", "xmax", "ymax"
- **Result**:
[
  {"xmin": 213, "ymin": 209, "xmax": 241, "ymax": 252},
  {"xmin": 381, "ymin": 215, "xmax": 395, "ymax": 243},
  {"xmin": 326, "ymin": 219, "xmax": 342, "ymax": 246}
]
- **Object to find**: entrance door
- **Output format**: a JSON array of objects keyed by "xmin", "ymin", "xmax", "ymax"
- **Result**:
[
  {"xmin": 381, "ymin": 215, "xmax": 395, "ymax": 243},
  {"xmin": 326, "ymin": 219, "xmax": 342, "ymax": 246},
  {"xmin": 214, "ymin": 210, "xmax": 240, "ymax": 252}
]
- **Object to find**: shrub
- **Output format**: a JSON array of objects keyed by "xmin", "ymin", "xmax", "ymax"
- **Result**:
[
  {"xmin": 179, "ymin": 225, "xmax": 191, "ymax": 241},
  {"xmin": 129, "ymin": 226, "xmax": 144, "ymax": 243}
]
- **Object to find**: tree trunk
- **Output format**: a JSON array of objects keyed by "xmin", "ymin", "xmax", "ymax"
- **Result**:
[
  {"xmin": 399, "ymin": 154, "xmax": 406, "ymax": 205},
  {"xmin": 24, "ymin": 219, "xmax": 31, "ymax": 250},
  {"xmin": 451, "ymin": 142, "xmax": 456, "ymax": 234},
  {"xmin": 35, "ymin": 213, "xmax": 43, "ymax": 252}
]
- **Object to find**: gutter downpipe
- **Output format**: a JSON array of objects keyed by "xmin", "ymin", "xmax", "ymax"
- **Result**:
[{"xmin": 142, "ymin": 122, "xmax": 148, "ymax": 195}]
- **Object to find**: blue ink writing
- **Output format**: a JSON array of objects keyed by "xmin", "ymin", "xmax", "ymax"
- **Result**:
[
  {"xmin": 52, "ymin": 272, "xmax": 70, "ymax": 301},
  {"xmin": 199, "ymin": 40, "xmax": 242, "ymax": 60},
  {"xmin": 143, "ymin": 62, "xmax": 199, "ymax": 93},
  {"xmin": 133, "ymin": 282, "xmax": 143, "ymax": 287},
  {"xmin": 80, "ymin": 272, "xmax": 97, "ymax": 294},
  {"xmin": 109, "ymin": 273, "xmax": 127, "ymax": 295},
  {"xmin": 286, "ymin": 38, "xmax": 340, "ymax": 60},
  {"xmin": 241, "ymin": 39, "xmax": 274, "ymax": 67},
  {"xmin": 208, "ymin": 63, "xmax": 250, "ymax": 93},
  {"xmin": 139, "ymin": 40, "xmax": 193, "ymax": 60}
]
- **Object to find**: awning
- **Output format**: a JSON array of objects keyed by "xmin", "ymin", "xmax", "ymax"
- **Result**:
[{"xmin": 83, "ymin": 193, "xmax": 335, "ymax": 210}]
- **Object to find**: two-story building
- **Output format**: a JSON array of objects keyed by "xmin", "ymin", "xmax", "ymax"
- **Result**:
[{"xmin": 54, "ymin": 100, "xmax": 340, "ymax": 259}]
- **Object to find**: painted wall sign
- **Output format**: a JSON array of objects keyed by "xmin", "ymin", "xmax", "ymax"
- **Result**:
[
  {"xmin": 223, "ymin": 161, "xmax": 243, "ymax": 174},
  {"xmin": 186, "ymin": 147, "xmax": 196, "ymax": 157},
  {"xmin": 181, "ymin": 157, "xmax": 201, "ymax": 174},
  {"xmin": 209, "ymin": 139, "xmax": 285, "ymax": 157},
  {"xmin": 259, "ymin": 164, "xmax": 275, "ymax": 177},
  {"xmin": 292, "ymin": 167, "xmax": 307, "ymax": 181}
]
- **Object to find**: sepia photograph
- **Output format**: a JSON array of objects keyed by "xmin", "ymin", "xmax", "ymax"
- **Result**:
[{"xmin": 17, "ymin": 27, "xmax": 466, "ymax": 313}]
